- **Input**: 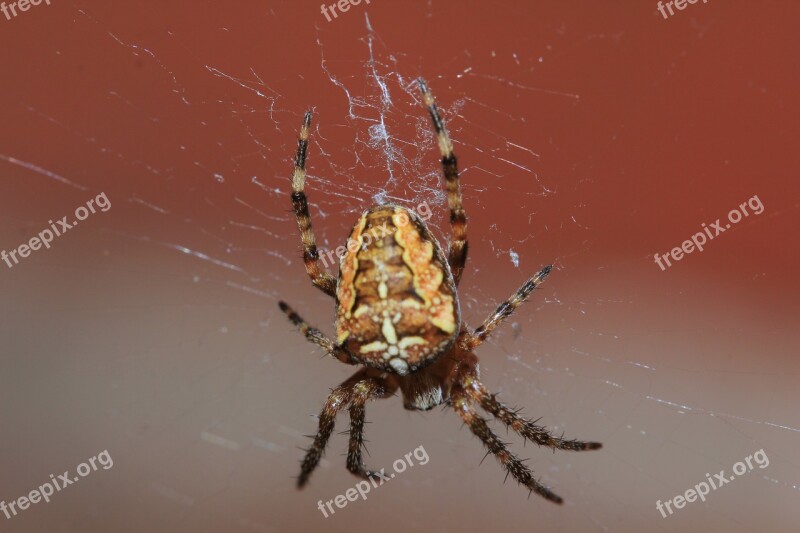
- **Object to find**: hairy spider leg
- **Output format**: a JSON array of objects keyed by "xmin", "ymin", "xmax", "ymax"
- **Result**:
[
  {"xmin": 289, "ymin": 111, "xmax": 337, "ymax": 297},
  {"xmin": 451, "ymin": 385, "xmax": 564, "ymax": 504},
  {"xmin": 463, "ymin": 373, "xmax": 602, "ymax": 452},
  {"xmin": 279, "ymin": 301, "xmax": 355, "ymax": 365},
  {"xmin": 297, "ymin": 369, "xmax": 396, "ymax": 487},
  {"xmin": 461, "ymin": 265, "xmax": 553, "ymax": 350},
  {"xmin": 419, "ymin": 78, "xmax": 469, "ymax": 286}
]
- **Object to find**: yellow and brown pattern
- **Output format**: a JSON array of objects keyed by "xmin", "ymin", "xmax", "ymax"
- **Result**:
[{"xmin": 336, "ymin": 205, "xmax": 459, "ymax": 375}]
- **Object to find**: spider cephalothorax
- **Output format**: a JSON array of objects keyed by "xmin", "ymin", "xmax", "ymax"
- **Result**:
[{"xmin": 278, "ymin": 78, "xmax": 601, "ymax": 504}]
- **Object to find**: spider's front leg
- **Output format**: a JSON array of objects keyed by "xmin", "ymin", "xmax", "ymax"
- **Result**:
[
  {"xmin": 298, "ymin": 379, "xmax": 354, "ymax": 488},
  {"xmin": 462, "ymin": 375, "xmax": 602, "ymax": 452},
  {"xmin": 346, "ymin": 378, "xmax": 396, "ymax": 480},
  {"xmin": 297, "ymin": 368, "xmax": 396, "ymax": 487},
  {"xmin": 451, "ymin": 384, "xmax": 564, "ymax": 504},
  {"xmin": 448, "ymin": 350, "xmax": 601, "ymax": 503}
]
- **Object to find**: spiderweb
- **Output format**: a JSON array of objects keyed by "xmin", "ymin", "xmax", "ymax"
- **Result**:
[{"xmin": 0, "ymin": 4, "xmax": 797, "ymax": 532}]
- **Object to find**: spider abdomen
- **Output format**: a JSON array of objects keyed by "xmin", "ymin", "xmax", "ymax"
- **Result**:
[{"xmin": 336, "ymin": 205, "xmax": 460, "ymax": 375}]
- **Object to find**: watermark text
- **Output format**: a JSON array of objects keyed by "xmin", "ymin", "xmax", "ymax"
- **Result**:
[
  {"xmin": 1, "ymin": 450, "xmax": 114, "ymax": 520},
  {"xmin": 656, "ymin": 448, "xmax": 768, "ymax": 518},
  {"xmin": 657, "ymin": 0, "xmax": 709, "ymax": 20},
  {"xmin": 1, "ymin": 0, "xmax": 52, "ymax": 22},
  {"xmin": 2, "ymin": 191, "xmax": 111, "ymax": 270},
  {"xmin": 654, "ymin": 194, "xmax": 763, "ymax": 271},
  {"xmin": 319, "ymin": 200, "xmax": 433, "ymax": 269},
  {"xmin": 320, "ymin": 0, "xmax": 371, "ymax": 22},
  {"xmin": 317, "ymin": 445, "xmax": 429, "ymax": 518}
]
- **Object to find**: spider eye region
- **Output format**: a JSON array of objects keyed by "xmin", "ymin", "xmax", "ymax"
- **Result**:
[{"xmin": 336, "ymin": 205, "xmax": 460, "ymax": 375}]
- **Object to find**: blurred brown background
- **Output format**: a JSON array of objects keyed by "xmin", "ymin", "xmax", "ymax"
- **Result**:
[{"xmin": 1, "ymin": 1, "xmax": 798, "ymax": 532}]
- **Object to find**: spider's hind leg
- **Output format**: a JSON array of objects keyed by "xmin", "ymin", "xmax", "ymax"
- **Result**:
[
  {"xmin": 288, "ymin": 111, "xmax": 337, "ymax": 297},
  {"xmin": 418, "ymin": 78, "xmax": 468, "ymax": 286}
]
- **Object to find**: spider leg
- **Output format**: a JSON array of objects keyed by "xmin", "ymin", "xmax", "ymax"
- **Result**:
[
  {"xmin": 418, "ymin": 78, "xmax": 468, "ymax": 286},
  {"xmin": 460, "ymin": 265, "xmax": 552, "ymax": 350},
  {"xmin": 451, "ymin": 385, "xmax": 564, "ymax": 504},
  {"xmin": 346, "ymin": 378, "xmax": 397, "ymax": 480},
  {"xmin": 298, "ymin": 370, "xmax": 394, "ymax": 487},
  {"xmin": 289, "ymin": 111, "xmax": 337, "ymax": 297},
  {"xmin": 461, "ymin": 374, "xmax": 602, "ymax": 452},
  {"xmin": 278, "ymin": 301, "xmax": 355, "ymax": 365},
  {"xmin": 297, "ymin": 376, "xmax": 356, "ymax": 488}
]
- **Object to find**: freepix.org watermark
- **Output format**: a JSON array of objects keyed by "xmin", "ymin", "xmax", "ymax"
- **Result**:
[
  {"xmin": 319, "ymin": 200, "xmax": 433, "ymax": 269},
  {"xmin": 656, "ymin": 448, "xmax": 769, "ymax": 518},
  {"xmin": 1, "ymin": 0, "xmax": 51, "ymax": 22},
  {"xmin": 320, "ymin": 0, "xmax": 371, "ymax": 22},
  {"xmin": 653, "ymin": 194, "xmax": 764, "ymax": 271},
  {"xmin": 657, "ymin": 0, "xmax": 709, "ymax": 20},
  {"xmin": 317, "ymin": 445, "xmax": 429, "ymax": 518},
  {"xmin": 1, "ymin": 450, "xmax": 114, "ymax": 521},
  {"xmin": 1, "ymin": 192, "xmax": 111, "ymax": 270}
]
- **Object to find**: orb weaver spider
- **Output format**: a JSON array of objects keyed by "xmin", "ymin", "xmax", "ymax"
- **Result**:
[{"xmin": 278, "ymin": 78, "xmax": 601, "ymax": 504}]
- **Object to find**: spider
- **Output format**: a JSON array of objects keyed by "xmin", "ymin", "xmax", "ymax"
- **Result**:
[{"xmin": 277, "ymin": 78, "xmax": 601, "ymax": 504}]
